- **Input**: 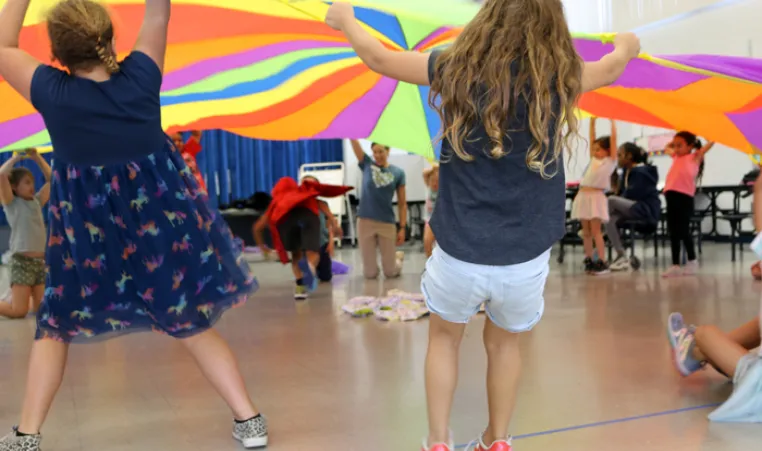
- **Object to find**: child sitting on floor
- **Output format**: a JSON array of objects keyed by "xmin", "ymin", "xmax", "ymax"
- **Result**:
[{"xmin": 666, "ymin": 169, "xmax": 762, "ymax": 422}]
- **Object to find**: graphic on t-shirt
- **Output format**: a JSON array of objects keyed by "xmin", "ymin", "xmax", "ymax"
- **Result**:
[{"xmin": 371, "ymin": 165, "xmax": 395, "ymax": 188}]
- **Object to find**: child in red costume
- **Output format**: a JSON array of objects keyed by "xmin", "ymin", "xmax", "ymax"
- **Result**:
[{"xmin": 254, "ymin": 177, "xmax": 351, "ymax": 300}]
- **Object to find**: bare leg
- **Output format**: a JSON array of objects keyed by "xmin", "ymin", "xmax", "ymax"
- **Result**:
[
  {"xmin": 0, "ymin": 285, "xmax": 31, "ymax": 319},
  {"xmin": 30, "ymin": 285, "xmax": 44, "ymax": 314},
  {"xmin": 590, "ymin": 218, "xmax": 607, "ymax": 263},
  {"xmin": 357, "ymin": 219, "xmax": 380, "ymax": 279},
  {"xmin": 425, "ymin": 314, "xmax": 466, "ymax": 446},
  {"xmin": 580, "ymin": 219, "xmax": 593, "ymax": 259},
  {"xmin": 726, "ymin": 319, "xmax": 761, "ymax": 351},
  {"xmin": 180, "ymin": 329, "xmax": 258, "ymax": 420},
  {"xmin": 482, "ymin": 318, "xmax": 521, "ymax": 445},
  {"xmin": 305, "ymin": 250, "xmax": 320, "ymax": 269},
  {"xmin": 693, "ymin": 325, "xmax": 749, "ymax": 379},
  {"xmin": 424, "ymin": 223, "xmax": 436, "ymax": 258},
  {"xmin": 17, "ymin": 339, "xmax": 69, "ymax": 434},
  {"xmin": 290, "ymin": 250, "xmax": 304, "ymax": 280}
]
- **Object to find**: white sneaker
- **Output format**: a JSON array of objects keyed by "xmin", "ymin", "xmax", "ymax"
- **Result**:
[
  {"xmin": 609, "ymin": 256, "xmax": 631, "ymax": 272},
  {"xmin": 396, "ymin": 251, "xmax": 405, "ymax": 270}
]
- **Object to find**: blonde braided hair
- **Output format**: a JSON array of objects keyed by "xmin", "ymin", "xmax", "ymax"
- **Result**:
[
  {"xmin": 47, "ymin": 0, "xmax": 119, "ymax": 74},
  {"xmin": 96, "ymin": 37, "xmax": 119, "ymax": 73}
]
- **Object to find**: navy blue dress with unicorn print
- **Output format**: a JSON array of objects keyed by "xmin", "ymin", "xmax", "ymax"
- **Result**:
[{"xmin": 29, "ymin": 51, "xmax": 256, "ymax": 343}]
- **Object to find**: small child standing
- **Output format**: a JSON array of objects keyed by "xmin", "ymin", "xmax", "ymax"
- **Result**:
[
  {"xmin": 0, "ymin": 149, "xmax": 51, "ymax": 319},
  {"xmin": 423, "ymin": 163, "xmax": 439, "ymax": 257},
  {"xmin": 662, "ymin": 132, "xmax": 713, "ymax": 278},
  {"xmin": 571, "ymin": 118, "xmax": 617, "ymax": 274},
  {"xmin": 327, "ymin": 1, "xmax": 640, "ymax": 449}
]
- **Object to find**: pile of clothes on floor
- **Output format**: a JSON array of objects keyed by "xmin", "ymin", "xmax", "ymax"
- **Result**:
[{"xmin": 342, "ymin": 289, "xmax": 429, "ymax": 321}]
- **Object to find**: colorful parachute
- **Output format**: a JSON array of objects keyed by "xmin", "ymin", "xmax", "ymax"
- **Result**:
[{"xmin": 1, "ymin": 0, "xmax": 761, "ymax": 159}]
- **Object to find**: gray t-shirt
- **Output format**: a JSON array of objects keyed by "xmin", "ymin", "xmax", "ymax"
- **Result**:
[
  {"xmin": 357, "ymin": 154, "xmax": 406, "ymax": 224},
  {"xmin": 4, "ymin": 196, "xmax": 46, "ymax": 254},
  {"xmin": 427, "ymin": 50, "xmax": 565, "ymax": 265}
]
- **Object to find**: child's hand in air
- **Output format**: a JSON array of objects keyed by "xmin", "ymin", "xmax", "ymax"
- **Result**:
[
  {"xmin": 613, "ymin": 32, "xmax": 641, "ymax": 60},
  {"xmin": 325, "ymin": 1, "xmax": 355, "ymax": 30}
]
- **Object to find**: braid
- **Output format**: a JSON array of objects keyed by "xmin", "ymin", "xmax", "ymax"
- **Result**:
[{"xmin": 96, "ymin": 38, "xmax": 119, "ymax": 73}]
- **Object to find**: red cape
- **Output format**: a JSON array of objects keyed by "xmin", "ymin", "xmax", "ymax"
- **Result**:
[{"xmin": 266, "ymin": 177, "xmax": 353, "ymax": 263}]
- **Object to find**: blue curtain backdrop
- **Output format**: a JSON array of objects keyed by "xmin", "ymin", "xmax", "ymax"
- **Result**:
[
  {"xmin": 0, "ymin": 131, "xmax": 344, "ymax": 225},
  {"xmin": 192, "ymin": 130, "xmax": 343, "ymax": 209}
]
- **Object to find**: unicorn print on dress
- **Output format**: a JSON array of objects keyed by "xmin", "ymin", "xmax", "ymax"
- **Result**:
[{"xmin": 130, "ymin": 186, "xmax": 149, "ymax": 211}]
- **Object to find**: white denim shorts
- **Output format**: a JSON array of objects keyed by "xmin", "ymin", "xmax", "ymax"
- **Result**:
[{"xmin": 421, "ymin": 246, "xmax": 551, "ymax": 332}]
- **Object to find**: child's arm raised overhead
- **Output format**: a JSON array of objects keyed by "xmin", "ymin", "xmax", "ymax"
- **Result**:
[
  {"xmin": 588, "ymin": 117, "xmax": 597, "ymax": 157},
  {"xmin": 0, "ymin": 153, "xmax": 22, "ymax": 206},
  {"xmin": 326, "ymin": 2, "xmax": 430, "ymax": 86},
  {"xmin": 28, "ymin": 149, "xmax": 51, "ymax": 205},
  {"xmin": 609, "ymin": 120, "xmax": 618, "ymax": 159},
  {"xmin": 0, "ymin": 0, "xmax": 40, "ymax": 102},
  {"xmin": 133, "ymin": 0, "xmax": 171, "ymax": 72},
  {"xmin": 582, "ymin": 33, "xmax": 640, "ymax": 93},
  {"xmin": 696, "ymin": 141, "xmax": 715, "ymax": 161}
]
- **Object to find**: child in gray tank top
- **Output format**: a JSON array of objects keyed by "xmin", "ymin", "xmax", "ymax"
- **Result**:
[
  {"xmin": 327, "ymin": 1, "xmax": 641, "ymax": 449},
  {"xmin": 0, "ymin": 149, "xmax": 51, "ymax": 319}
]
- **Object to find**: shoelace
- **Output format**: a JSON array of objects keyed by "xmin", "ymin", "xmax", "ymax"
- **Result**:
[{"xmin": 463, "ymin": 439, "xmax": 479, "ymax": 451}]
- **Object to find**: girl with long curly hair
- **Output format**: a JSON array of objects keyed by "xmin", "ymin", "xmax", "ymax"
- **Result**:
[{"xmin": 327, "ymin": 1, "xmax": 640, "ymax": 450}]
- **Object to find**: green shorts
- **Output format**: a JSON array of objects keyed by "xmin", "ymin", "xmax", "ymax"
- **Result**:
[{"xmin": 10, "ymin": 254, "xmax": 46, "ymax": 287}]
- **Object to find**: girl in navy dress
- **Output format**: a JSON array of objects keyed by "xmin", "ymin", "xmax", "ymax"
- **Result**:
[
  {"xmin": 0, "ymin": 0, "xmax": 267, "ymax": 449},
  {"xmin": 327, "ymin": 1, "xmax": 640, "ymax": 450}
]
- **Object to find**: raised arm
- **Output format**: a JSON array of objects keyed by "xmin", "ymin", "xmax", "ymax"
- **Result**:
[
  {"xmin": 133, "ymin": 0, "xmax": 171, "ymax": 72},
  {"xmin": 588, "ymin": 117, "xmax": 597, "ymax": 157},
  {"xmin": 0, "ymin": 154, "xmax": 22, "ymax": 206},
  {"xmin": 696, "ymin": 141, "xmax": 715, "ymax": 161},
  {"xmin": 0, "ymin": 0, "xmax": 41, "ymax": 102},
  {"xmin": 326, "ymin": 2, "xmax": 430, "ymax": 86},
  {"xmin": 350, "ymin": 140, "xmax": 367, "ymax": 165},
  {"xmin": 582, "ymin": 33, "xmax": 640, "ymax": 93},
  {"xmin": 609, "ymin": 120, "xmax": 618, "ymax": 159},
  {"xmin": 28, "ymin": 149, "xmax": 51, "ymax": 205}
]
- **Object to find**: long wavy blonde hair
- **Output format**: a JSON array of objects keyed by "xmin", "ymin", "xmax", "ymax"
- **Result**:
[{"xmin": 429, "ymin": 0, "xmax": 582, "ymax": 178}]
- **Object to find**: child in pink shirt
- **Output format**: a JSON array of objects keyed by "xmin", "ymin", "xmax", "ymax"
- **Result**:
[{"xmin": 662, "ymin": 132, "xmax": 714, "ymax": 278}]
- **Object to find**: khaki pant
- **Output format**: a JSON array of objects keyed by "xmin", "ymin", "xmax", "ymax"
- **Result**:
[{"xmin": 357, "ymin": 218, "xmax": 401, "ymax": 279}]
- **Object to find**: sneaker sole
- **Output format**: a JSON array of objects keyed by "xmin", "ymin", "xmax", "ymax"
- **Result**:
[
  {"xmin": 233, "ymin": 432, "xmax": 268, "ymax": 448},
  {"xmin": 666, "ymin": 313, "xmax": 684, "ymax": 349}
]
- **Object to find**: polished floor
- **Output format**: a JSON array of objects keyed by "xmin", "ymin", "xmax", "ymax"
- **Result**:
[{"xmin": 1, "ymin": 243, "xmax": 761, "ymax": 450}]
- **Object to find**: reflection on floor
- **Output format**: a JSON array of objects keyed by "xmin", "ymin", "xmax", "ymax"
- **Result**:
[{"xmin": 1, "ymin": 243, "xmax": 761, "ymax": 450}]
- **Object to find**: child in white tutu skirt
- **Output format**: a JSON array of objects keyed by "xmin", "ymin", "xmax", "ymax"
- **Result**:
[{"xmin": 571, "ymin": 118, "xmax": 618, "ymax": 275}]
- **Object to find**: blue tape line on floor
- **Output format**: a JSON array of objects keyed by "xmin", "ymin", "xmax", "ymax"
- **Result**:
[{"xmin": 453, "ymin": 403, "xmax": 720, "ymax": 449}]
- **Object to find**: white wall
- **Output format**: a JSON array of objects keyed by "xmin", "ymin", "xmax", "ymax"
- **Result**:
[{"xmin": 611, "ymin": 0, "xmax": 728, "ymax": 31}]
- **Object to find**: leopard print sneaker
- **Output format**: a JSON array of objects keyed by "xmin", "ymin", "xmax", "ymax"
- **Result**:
[
  {"xmin": 232, "ymin": 415, "xmax": 268, "ymax": 448},
  {"xmin": 0, "ymin": 428, "xmax": 41, "ymax": 451}
]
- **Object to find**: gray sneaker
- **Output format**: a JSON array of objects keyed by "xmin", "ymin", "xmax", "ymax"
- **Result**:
[
  {"xmin": 0, "ymin": 428, "xmax": 41, "ymax": 451},
  {"xmin": 232, "ymin": 415, "xmax": 268, "ymax": 448}
]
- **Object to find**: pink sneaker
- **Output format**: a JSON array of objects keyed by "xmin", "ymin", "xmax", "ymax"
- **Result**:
[
  {"xmin": 661, "ymin": 265, "xmax": 683, "ymax": 278},
  {"xmin": 473, "ymin": 436, "xmax": 513, "ymax": 451},
  {"xmin": 422, "ymin": 439, "xmax": 453, "ymax": 451},
  {"xmin": 682, "ymin": 260, "xmax": 698, "ymax": 276}
]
